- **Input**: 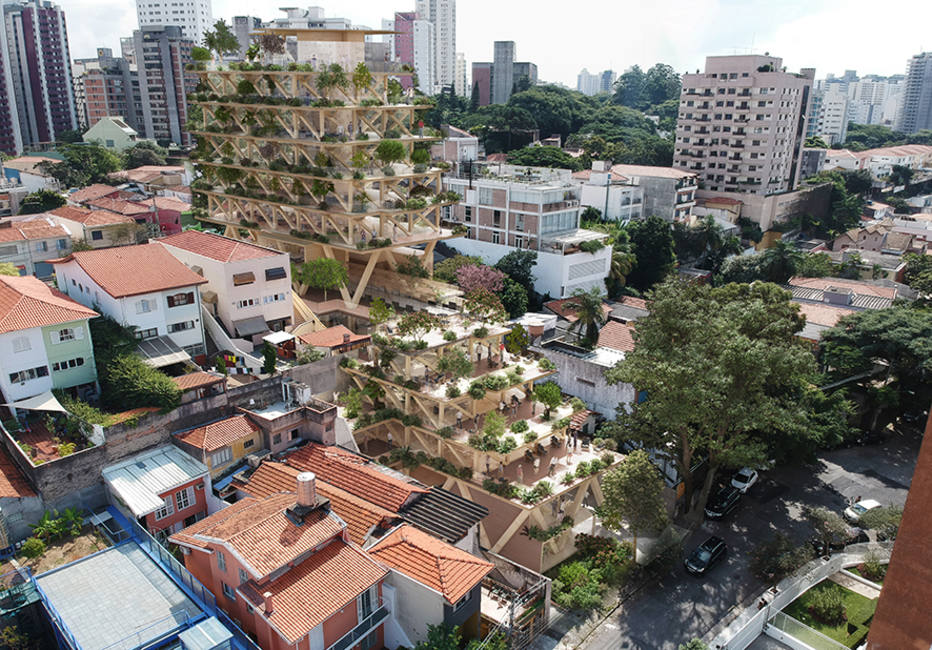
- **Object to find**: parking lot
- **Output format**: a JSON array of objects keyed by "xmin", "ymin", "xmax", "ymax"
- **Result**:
[{"xmin": 574, "ymin": 426, "xmax": 921, "ymax": 650}]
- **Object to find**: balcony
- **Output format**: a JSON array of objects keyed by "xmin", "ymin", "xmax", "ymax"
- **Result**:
[{"xmin": 328, "ymin": 603, "xmax": 389, "ymax": 650}]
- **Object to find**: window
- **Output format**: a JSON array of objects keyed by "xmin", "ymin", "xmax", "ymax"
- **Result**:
[
  {"xmin": 464, "ymin": 206, "xmax": 472, "ymax": 221},
  {"xmin": 236, "ymin": 298, "xmax": 257, "ymax": 309},
  {"xmin": 491, "ymin": 231, "xmax": 500, "ymax": 244},
  {"xmin": 221, "ymin": 583, "xmax": 236, "ymax": 600},
  {"xmin": 57, "ymin": 328, "xmax": 75, "ymax": 342},
  {"xmin": 175, "ymin": 487, "xmax": 192, "ymax": 511},
  {"xmin": 216, "ymin": 550, "xmax": 227, "ymax": 572},
  {"xmin": 91, "ymin": 230, "xmax": 103, "ymax": 241},
  {"xmin": 514, "ymin": 214, "xmax": 525, "ymax": 231},
  {"xmin": 57, "ymin": 239, "xmax": 68, "ymax": 250},
  {"xmin": 52, "ymin": 358, "xmax": 85, "ymax": 372},
  {"xmin": 453, "ymin": 590, "xmax": 473, "ymax": 612},
  {"xmin": 9, "ymin": 366, "xmax": 49, "ymax": 383},
  {"xmin": 12, "ymin": 337, "xmax": 30, "ymax": 353},
  {"xmin": 154, "ymin": 496, "xmax": 174, "ymax": 520},
  {"xmin": 168, "ymin": 321, "xmax": 195, "ymax": 333},
  {"xmin": 210, "ymin": 447, "xmax": 233, "ymax": 467},
  {"xmin": 134, "ymin": 327, "xmax": 159, "ymax": 340},
  {"xmin": 167, "ymin": 292, "xmax": 194, "ymax": 307},
  {"xmin": 478, "ymin": 187, "xmax": 494, "ymax": 205},
  {"xmin": 36, "ymin": 241, "xmax": 48, "ymax": 252},
  {"xmin": 272, "ymin": 433, "xmax": 282, "ymax": 445},
  {"xmin": 238, "ymin": 568, "xmax": 248, "ymax": 584},
  {"xmin": 265, "ymin": 267, "xmax": 287, "ymax": 281},
  {"xmin": 243, "ymin": 439, "xmax": 255, "ymax": 449},
  {"xmin": 263, "ymin": 293, "xmax": 286, "ymax": 304},
  {"xmin": 232, "ymin": 272, "xmax": 255, "ymax": 286},
  {"xmin": 136, "ymin": 299, "xmax": 156, "ymax": 314}
]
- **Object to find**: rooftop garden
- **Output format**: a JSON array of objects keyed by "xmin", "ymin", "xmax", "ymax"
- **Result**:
[
  {"xmin": 18, "ymin": 509, "xmax": 110, "ymax": 575},
  {"xmin": 782, "ymin": 580, "xmax": 878, "ymax": 648}
]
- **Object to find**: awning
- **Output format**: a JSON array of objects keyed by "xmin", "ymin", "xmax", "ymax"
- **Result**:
[
  {"xmin": 233, "ymin": 316, "xmax": 268, "ymax": 337},
  {"xmin": 262, "ymin": 331, "xmax": 294, "ymax": 346},
  {"xmin": 137, "ymin": 336, "xmax": 191, "ymax": 368},
  {"xmin": 2, "ymin": 391, "xmax": 68, "ymax": 413}
]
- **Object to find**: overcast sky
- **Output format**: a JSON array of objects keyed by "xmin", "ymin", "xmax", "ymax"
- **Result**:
[{"xmin": 66, "ymin": 0, "xmax": 928, "ymax": 86}]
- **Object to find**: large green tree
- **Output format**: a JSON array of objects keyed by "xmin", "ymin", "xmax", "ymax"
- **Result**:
[
  {"xmin": 18, "ymin": 189, "xmax": 65, "ymax": 214},
  {"xmin": 627, "ymin": 216, "xmax": 676, "ymax": 291},
  {"xmin": 600, "ymin": 449, "xmax": 669, "ymax": 562},
  {"xmin": 903, "ymin": 253, "xmax": 932, "ymax": 295},
  {"xmin": 494, "ymin": 249, "xmax": 538, "ymax": 294},
  {"xmin": 506, "ymin": 146, "xmax": 583, "ymax": 170},
  {"xmin": 605, "ymin": 280, "xmax": 823, "ymax": 518},
  {"xmin": 124, "ymin": 141, "xmax": 166, "ymax": 168},
  {"xmin": 202, "ymin": 19, "xmax": 240, "ymax": 61},
  {"xmin": 293, "ymin": 258, "xmax": 347, "ymax": 301},
  {"xmin": 37, "ymin": 144, "xmax": 121, "ymax": 188}
]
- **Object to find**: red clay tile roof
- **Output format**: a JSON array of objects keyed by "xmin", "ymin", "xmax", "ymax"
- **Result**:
[
  {"xmin": 597, "ymin": 320, "xmax": 636, "ymax": 352},
  {"xmin": 110, "ymin": 165, "xmax": 186, "ymax": 184},
  {"xmin": 283, "ymin": 443, "xmax": 427, "ymax": 512},
  {"xmin": 615, "ymin": 295, "xmax": 648, "ymax": 311},
  {"xmin": 297, "ymin": 325, "xmax": 370, "ymax": 349},
  {"xmin": 544, "ymin": 297, "xmax": 613, "ymax": 323},
  {"xmin": 54, "ymin": 243, "xmax": 207, "ymax": 298},
  {"xmin": 368, "ymin": 525, "xmax": 493, "ymax": 604},
  {"xmin": 239, "ymin": 538, "xmax": 388, "ymax": 644},
  {"xmin": 235, "ymin": 462, "xmax": 399, "ymax": 546},
  {"xmin": 15, "ymin": 219, "xmax": 70, "ymax": 240},
  {"xmin": 867, "ymin": 413, "xmax": 932, "ymax": 649},
  {"xmin": 50, "ymin": 205, "xmax": 136, "ymax": 226},
  {"xmin": 3, "ymin": 156, "xmax": 58, "ymax": 175},
  {"xmin": 171, "ymin": 371, "xmax": 225, "ymax": 392},
  {"xmin": 159, "ymin": 230, "xmax": 282, "ymax": 263},
  {"xmin": 69, "ymin": 184, "xmax": 120, "ymax": 204},
  {"xmin": 794, "ymin": 302, "xmax": 855, "ymax": 328},
  {"xmin": 570, "ymin": 409, "xmax": 594, "ymax": 430},
  {"xmin": 0, "ymin": 228, "xmax": 25, "ymax": 243},
  {"xmin": 174, "ymin": 414, "xmax": 258, "ymax": 452},
  {"xmin": 0, "ymin": 446, "xmax": 35, "ymax": 498},
  {"xmin": 87, "ymin": 197, "xmax": 151, "ymax": 216},
  {"xmin": 0, "ymin": 274, "xmax": 98, "ymax": 334},
  {"xmin": 170, "ymin": 492, "xmax": 344, "ymax": 577},
  {"xmin": 149, "ymin": 196, "xmax": 190, "ymax": 212}
]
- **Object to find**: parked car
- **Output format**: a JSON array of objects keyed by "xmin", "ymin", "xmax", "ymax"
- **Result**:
[
  {"xmin": 685, "ymin": 536, "xmax": 727, "ymax": 576},
  {"xmin": 844, "ymin": 499, "xmax": 882, "ymax": 523},
  {"xmin": 730, "ymin": 467, "xmax": 759, "ymax": 493},
  {"xmin": 809, "ymin": 526, "xmax": 869, "ymax": 556},
  {"xmin": 705, "ymin": 486, "xmax": 741, "ymax": 519}
]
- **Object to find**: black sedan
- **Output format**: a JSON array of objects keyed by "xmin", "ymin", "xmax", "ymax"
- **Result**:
[
  {"xmin": 704, "ymin": 486, "xmax": 741, "ymax": 519},
  {"xmin": 685, "ymin": 536, "xmax": 727, "ymax": 576}
]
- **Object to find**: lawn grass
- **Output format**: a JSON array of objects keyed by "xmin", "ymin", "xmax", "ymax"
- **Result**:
[{"xmin": 784, "ymin": 581, "xmax": 877, "ymax": 648}]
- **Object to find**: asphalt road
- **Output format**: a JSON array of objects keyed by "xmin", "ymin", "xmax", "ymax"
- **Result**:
[{"xmin": 574, "ymin": 427, "xmax": 921, "ymax": 650}]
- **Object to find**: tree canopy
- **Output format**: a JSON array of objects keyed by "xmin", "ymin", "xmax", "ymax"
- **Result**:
[
  {"xmin": 18, "ymin": 189, "xmax": 65, "ymax": 214},
  {"xmin": 36, "ymin": 144, "xmax": 122, "ymax": 188},
  {"xmin": 600, "ymin": 449, "xmax": 668, "ymax": 561},
  {"xmin": 293, "ymin": 258, "xmax": 347, "ymax": 301},
  {"xmin": 506, "ymin": 146, "xmax": 583, "ymax": 171},
  {"xmin": 124, "ymin": 141, "xmax": 167, "ymax": 168},
  {"xmin": 626, "ymin": 216, "xmax": 676, "ymax": 291},
  {"xmin": 612, "ymin": 64, "xmax": 682, "ymax": 111},
  {"xmin": 605, "ymin": 280, "xmax": 831, "ymax": 518}
]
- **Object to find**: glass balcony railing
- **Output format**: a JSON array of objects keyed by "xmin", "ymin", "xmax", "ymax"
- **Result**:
[{"xmin": 327, "ymin": 605, "xmax": 389, "ymax": 650}]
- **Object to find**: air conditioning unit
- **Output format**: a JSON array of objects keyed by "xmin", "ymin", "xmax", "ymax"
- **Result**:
[{"xmin": 246, "ymin": 450, "xmax": 271, "ymax": 468}]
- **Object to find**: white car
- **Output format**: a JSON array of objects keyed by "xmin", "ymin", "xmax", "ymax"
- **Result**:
[
  {"xmin": 844, "ymin": 499, "xmax": 882, "ymax": 522},
  {"xmin": 731, "ymin": 467, "xmax": 758, "ymax": 493}
]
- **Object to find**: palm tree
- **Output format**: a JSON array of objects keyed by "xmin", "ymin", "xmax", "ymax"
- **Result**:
[
  {"xmin": 609, "ymin": 249, "xmax": 635, "ymax": 289},
  {"xmin": 566, "ymin": 287, "xmax": 607, "ymax": 348}
]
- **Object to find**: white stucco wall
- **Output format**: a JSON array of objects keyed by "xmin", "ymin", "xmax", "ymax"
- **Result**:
[{"xmin": 0, "ymin": 327, "xmax": 52, "ymax": 402}]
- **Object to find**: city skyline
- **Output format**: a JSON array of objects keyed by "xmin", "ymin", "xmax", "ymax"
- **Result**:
[{"xmin": 63, "ymin": 0, "xmax": 927, "ymax": 88}]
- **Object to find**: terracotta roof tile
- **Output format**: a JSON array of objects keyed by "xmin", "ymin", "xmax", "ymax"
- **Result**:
[
  {"xmin": 0, "ymin": 274, "xmax": 98, "ymax": 334},
  {"xmin": 87, "ymin": 197, "xmax": 151, "ymax": 216},
  {"xmin": 570, "ymin": 409, "xmax": 594, "ymax": 430},
  {"xmin": 69, "ymin": 184, "xmax": 120, "ymax": 204},
  {"xmin": 239, "ymin": 538, "xmax": 388, "ymax": 644},
  {"xmin": 15, "ymin": 219, "xmax": 70, "ymax": 240},
  {"xmin": 159, "ymin": 230, "xmax": 282, "ymax": 263},
  {"xmin": 170, "ymin": 492, "xmax": 343, "ymax": 577},
  {"xmin": 174, "ymin": 414, "xmax": 258, "ymax": 452},
  {"xmin": 544, "ymin": 297, "xmax": 613, "ymax": 323},
  {"xmin": 53, "ymin": 243, "xmax": 207, "ymax": 298},
  {"xmin": 787, "ymin": 276, "xmax": 897, "ymax": 300},
  {"xmin": 0, "ymin": 446, "xmax": 35, "ymax": 498},
  {"xmin": 597, "ymin": 320, "xmax": 636, "ymax": 352},
  {"xmin": 283, "ymin": 443, "xmax": 427, "ymax": 512},
  {"xmin": 794, "ymin": 302, "xmax": 856, "ymax": 328},
  {"xmin": 368, "ymin": 525, "xmax": 493, "ymax": 604},
  {"xmin": 149, "ymin": 196, "xmax": 191, "ymax": 212},
  {"xmin": 0, "ymin": 228, "xmax": 25, "ymax": 243},
  {"xmin": 298, "ymin": 325, "xmax": 370, "ymax": 349},
  {"xmin": 235, "ymin": 462, "xmax": 399, "ymax": 545},
  {"xmin": 51, "ymin": 206, "xmax": 136, "ymax": 227},
  {"xmin": 171, "ymin": 371, "xmax": 225, "ymax": 392}
]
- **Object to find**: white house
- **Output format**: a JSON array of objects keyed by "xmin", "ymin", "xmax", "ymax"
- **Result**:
[
  {"xmin": 51, "ymin": 243, "xmax": 208, "ymax": 364},
  {"xmin": 157, "ymin": 230, "xmax": 293, "ymax": 339},
  {"xmin": 82, "ymin": 116, "xmax": 141, "ymax": 152},
  {"xmin": 0, "ymin": 274, "xmax": 99, "ymax": 406}
]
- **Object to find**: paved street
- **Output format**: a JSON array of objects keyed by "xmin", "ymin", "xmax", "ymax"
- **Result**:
[{"xmin": 570, "ymin": 427, "xmax": 922, "ymax": 650}]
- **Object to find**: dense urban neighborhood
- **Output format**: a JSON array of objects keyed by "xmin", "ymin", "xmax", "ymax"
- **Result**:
[{"xmin": 0, "ymin": 1, "xmax": 929, "ymax": 649}]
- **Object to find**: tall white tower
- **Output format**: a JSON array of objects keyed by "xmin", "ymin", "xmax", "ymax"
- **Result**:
[
  {"xmin": 415, "ymin": 0, "xmax": 455, "ymax": 93},
  {"xmin": 136, "ymin": 0, "xmax": 213, "ymax": 46}
]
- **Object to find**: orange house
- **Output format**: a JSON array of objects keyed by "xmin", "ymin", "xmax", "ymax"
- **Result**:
[{"xmin": 170, "ymin": 473, "xmax": 389, "ymax": 650}]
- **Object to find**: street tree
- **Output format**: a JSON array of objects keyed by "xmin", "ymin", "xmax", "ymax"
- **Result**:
[
  {"xmin": 605, "ymin": 279, "xmax": 821, "ymax": 519},
  {"xmin": 600, "ymin": 449, "xmax": 669, "ymax": 562},
  {"xmin": 293, "ymin": 258, "xmax": 347, "ymax": 301},
  {"xmin": 804, "ymin": 506, "xmax": 849, "ymax": 553}
]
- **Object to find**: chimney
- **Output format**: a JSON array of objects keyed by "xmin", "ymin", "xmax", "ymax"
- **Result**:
[
  {"xmin": 296, "ymin": 472, "xmax": 317, "ymax": 507},
  {"xmin": 263, "ymin": 591, "xmax": 274, "ymax": 614}
]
